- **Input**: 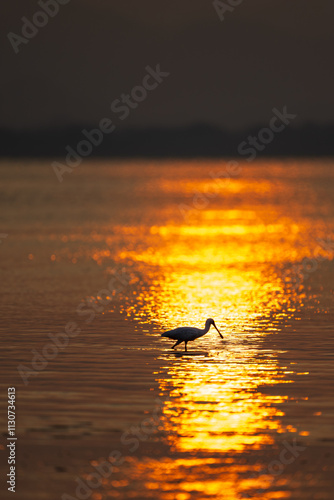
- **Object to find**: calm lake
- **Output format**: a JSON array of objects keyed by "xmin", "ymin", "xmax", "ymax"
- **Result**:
[{"xmin": 0, "ymin": 158, "xmax": 333, "ymax": 499}]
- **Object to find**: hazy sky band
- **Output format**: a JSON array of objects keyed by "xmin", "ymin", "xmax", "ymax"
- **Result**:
[{"xmin": 1, "ymin": 0, "xmax": 333, "ymax": 130}]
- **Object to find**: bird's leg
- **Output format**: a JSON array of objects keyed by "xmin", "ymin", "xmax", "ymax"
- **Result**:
[
  {"xmin": 184, "ymin": 342, "xmax": 188, "ymax": 352},
  {"xmin": 172, "ymin": 340, "xmax": 182, "ymax": 349}
]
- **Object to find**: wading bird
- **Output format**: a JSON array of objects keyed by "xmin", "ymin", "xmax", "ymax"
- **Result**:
[{"xmin": 161, "ymin": 318, "xmax": 223, "ymax": 352}]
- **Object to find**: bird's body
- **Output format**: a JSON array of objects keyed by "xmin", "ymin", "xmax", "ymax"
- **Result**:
[{"xmin": 161, "ymin": 318, "xmax": 223, "ymax": 351}]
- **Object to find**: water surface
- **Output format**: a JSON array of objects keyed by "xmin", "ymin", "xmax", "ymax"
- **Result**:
[{"xmin": 0, "ymin": 159, "xmax": 333, "ymax": 499}]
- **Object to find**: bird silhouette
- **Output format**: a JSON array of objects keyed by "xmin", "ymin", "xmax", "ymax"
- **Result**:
[{"xmin": 161, "ymin": 318, "xmax": 223, "ymax": 352}]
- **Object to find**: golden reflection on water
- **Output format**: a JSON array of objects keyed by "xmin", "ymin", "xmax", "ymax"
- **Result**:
[
  {"xmin": 106, "ymin": 218, "xmax": 296, "ymax": 496},
  {"xmin": 104, "ymin": 457, "xmax": 293, "ymax": 500},
  {"xmin": 3, "ymin": 160, "xmax": 334, "ymax": 499},
  {"xmin": 115, "ymin": 175, "xmax": 312, "ymax": 437},
  {"xmin": 80, "ymin": 161, "xmax": 333, "ymax": 498},
  {"xmin": 159, "ymin": 355, "xmax": 292, "ymax": 454},
  {"xmin": 116, "ymin": 214, "xmax": 298, "ymax": 328}
]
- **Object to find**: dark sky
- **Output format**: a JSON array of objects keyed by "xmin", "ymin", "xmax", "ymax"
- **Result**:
[{"xmin": 1, "ymin": 0, "xmax": 334, "ymax": 130}]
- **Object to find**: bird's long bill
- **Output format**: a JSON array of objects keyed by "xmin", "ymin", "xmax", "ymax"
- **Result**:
[{"xmin": 214, "ymin": 323, "xmax": 224, "ymax": 339}]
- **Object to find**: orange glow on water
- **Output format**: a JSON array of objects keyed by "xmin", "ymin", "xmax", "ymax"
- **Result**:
[
  {"xmin": 158, "ymin": 356, "xmax": 292, "ymax": 454},
  {"xmin": 3, "ymin": 159, "xmax": 334, "ymax": 500},
  {"xmin": 96, "ymin": 160, "xmax": 333, "ymax": 497},
  {"xmin": 59, "ymin": 160, "xmax": 333, "ymax": 499}
]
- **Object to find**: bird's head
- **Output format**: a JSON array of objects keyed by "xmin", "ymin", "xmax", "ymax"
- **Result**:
[{"xmin": 206, "ymin": 318, "xmax": 224, "ymax": 339}]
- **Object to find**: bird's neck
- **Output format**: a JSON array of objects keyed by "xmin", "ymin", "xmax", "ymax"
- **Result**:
[{"xmin": 202, "ymin": 323, "xmax": 211, "ymax": 335}]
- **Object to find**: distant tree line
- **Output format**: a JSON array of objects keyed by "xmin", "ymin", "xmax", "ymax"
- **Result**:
[{"xmin": 0, "ymin": 123, "xmax": 333, "ymax": 158}]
